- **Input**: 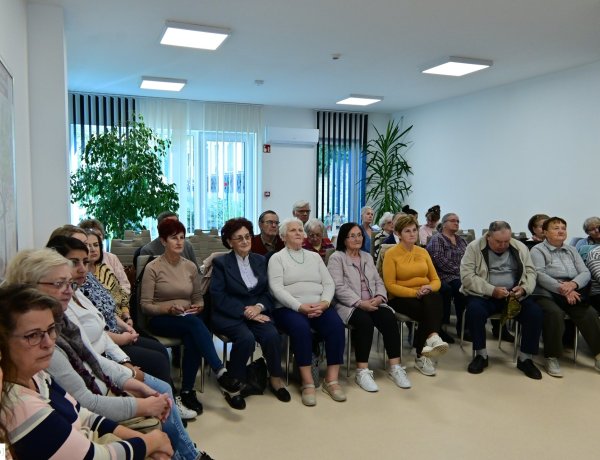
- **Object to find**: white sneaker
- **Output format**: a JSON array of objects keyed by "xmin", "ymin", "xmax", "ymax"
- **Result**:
[
  {"xmin": 415, "ymin": 356, "xmax": 436, "ymax": 376},
  {"xmin": 388, "ymin": 365, "xmax": 411, "ymax": 389},
  {"xmin": 544, "ymin": 357, "xmax": 563, "ymax": 378},
  {"xmin": 355, "ymin": 368, "xmax": 379, "ymax": 392},
  {"xmin": 175, "ymin": 396, "xmax": 198, "ymax": 420},
  {"xmin": 421, "ymin": 334, "xmax": 449, "ymax": 358}
]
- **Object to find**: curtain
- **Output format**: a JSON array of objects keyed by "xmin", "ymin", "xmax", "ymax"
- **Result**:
[{"xmin": 316, "ymin": 111, "xmax": 368, "ymax": 229}]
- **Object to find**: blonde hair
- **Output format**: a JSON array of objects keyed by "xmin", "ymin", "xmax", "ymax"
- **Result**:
[
  {"xmin": 394, "ymin": 215, "xmax": 419, "ymax": 234},
  {"xmin": 4, "ymin": 249, "xmax": 71, "ymax": 285}
]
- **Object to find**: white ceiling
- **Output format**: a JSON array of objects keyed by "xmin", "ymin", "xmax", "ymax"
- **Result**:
[{"xmin": 39, "ymin": 0, "xmax": 600, "ymax": 113}]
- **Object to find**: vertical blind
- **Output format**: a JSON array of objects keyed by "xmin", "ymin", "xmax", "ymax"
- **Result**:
[{"xmin": 316, "ymin": 111, "xmax": 368, "ymax": 225}]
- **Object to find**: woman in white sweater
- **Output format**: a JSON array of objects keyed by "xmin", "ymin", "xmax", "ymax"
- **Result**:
[{"xmin": 268, "ymin": 218, "xmax": 346, "ymax": 406}]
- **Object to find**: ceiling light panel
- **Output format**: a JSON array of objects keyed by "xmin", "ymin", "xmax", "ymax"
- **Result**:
[
  {"xmin": 161, "ymin": 21, "xmax": 230, "ymax": 50},
  {"xmin": 140, "ymin": 77, "xmax": 187, "ymax": 92},
  {"xmin": 336, "ymin": 94, "xmax": 383, "ymax": 106},
  {"xmin": 422, "ymin": 57, "xmax": 493, "ymax": 77}
]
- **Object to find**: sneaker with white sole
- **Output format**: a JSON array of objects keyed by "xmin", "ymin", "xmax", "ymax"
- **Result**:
[
  {"xmin": 415, "ymin": 356, "xmax": 436, "ymax": 376},
  {"xmin": 355, "ymin": 368, "xmax": 379, "ymax": 392},
  {"xmin": 421, "ymin": 334, "xmax": 449, "ymax": 358},
  {"xmin": 388, "ymin": 365, "xmax": 411, "ymax": 388},
  {"xmin": 544, "ymin": 357, "xmax": 563, "ymax": 378},
  {"xmin": 175, "ymin": 396, "xmax": 198, "ymax": 420}
]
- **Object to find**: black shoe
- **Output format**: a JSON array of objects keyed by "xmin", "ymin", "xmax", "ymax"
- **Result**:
[
  {"xmin": 468, "ymin": 355, "xmax": 489, "ymax": 374},
  {"xmin": 224, "ymin": 393, "xmax": 246, "ymax": 410},
  {"xmin": 217, "ymin": 371, "xmax": 242, "ymax": 395},
  {"xmin": 517, "ymin": 359, "xmax": 542, "ymax": 380},
  {"xmin": 269, "ymin": 383, "xmax": 291, "ymax": 402},
  {"xmin": 439, "ymin": 329, "xmax": 455, "ymax": 344},
  {"xmin": 198, "ymin": 451, "xmax": 214, "ymax": 460},
  {"xmin": 491, "ymin": 323, "xmax": 515, "ymax": 343},
  {"xmin": 180, "ymin": 390, "xmax": 204, "ymax": 415}
]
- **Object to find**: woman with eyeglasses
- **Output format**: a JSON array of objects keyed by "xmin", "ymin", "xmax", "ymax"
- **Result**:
[
  {"xmin": 268, "ymin": 217, "xmax": 346, "ymax": 406},
  {"xmin": 4, "ymin": 250, "xmax": 204, "ymax": 459},
  {"xmin": 0, "ymin": 284, "xmax": 174, "ymax": 460},
  {"xmin": 575, "ymin": 216, "xmax": 600, "ymax": 250},
  {"xmin": 210, "ymin": 218, "xmax": 290, "ymax": 409},
  {"xmin": 328, "ymin": 223, "xmax": 409, "ymax": 392},
  {"xmin": 302, "ymin": 218, "xmax": 334, "ymax": 262},
  {"xmin": 140, "ymin": 218, "xmax": 242, "ymax": 415}
]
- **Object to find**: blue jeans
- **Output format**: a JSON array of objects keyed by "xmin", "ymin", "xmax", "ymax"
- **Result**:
[
  {"xmin": 149, "ymin": 314, "xmax": 224, "ymax": 391},
  {"xmin": 144, "ymin": 374, "xmax": 199, "ymax": 460}
]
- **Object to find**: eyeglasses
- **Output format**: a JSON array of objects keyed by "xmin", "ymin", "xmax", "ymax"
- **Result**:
[
  {"xmin": 14, "ymin": 324, "xmax": 60, "ymax": 346},
  {"xmin": 38, "ymin": 280, "xmax": 78, "ymax": 291},
  {"xmin": 262, "ymin": 220, "xmax": 280, "ymax": 226},
  {"xmin": 307, "ymin": 233, "xmax": 322, "ymax": 239},
  {"xmin": 346, "ymin": 233, "xmax": 363, "ymax": 240},
  {"xmin": 587, "ymin": 227, "xmax": 600, "ymax": 233},
  {"xmin": 230, "ymin": 234, "xmax": 252, "ymax": 242},
  {"xmin": 295, "ymin": 210, "xmax": 311, "ymax": 215}
]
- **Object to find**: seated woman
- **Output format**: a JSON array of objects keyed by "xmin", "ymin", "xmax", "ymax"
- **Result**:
[
  {"xmin": 4, "ymin": 248, "xmax": 203, "ymax": 459},
  {"xmin": 0, "ymin": 284, "xmax": 173, "ymax": 460},
  {"xmin": 359, "ymin": 206, "xmax": 375, "ymax": 253},
  {"xmin": 140, "ymin": 218, "xmax": 242, "ymax": 413},
  {"xmin": 382, "ymin": 215, "xmax": 448, "ymax": 377},
  {"xmin": 268, "ymin": 218, "xmax": 346, "ymax": 406},
  {"xmin": 524, "ymin": 213, "xmax": 549, "ymax": 250},
  {"xmin": 302, "ymin": 218, "xmax": 334, "ymax": 262},
  {"xmin": 328, "ymin": 222, "xmax": 410, "ymax": 392},
  {"xmin": 79, "ymin": 218, "xmax": 131, "ymax": 293},
  {"xmin": 418, "ymin": 205, "xmax": 440, "ymax": 246},
  {"xmin": 210, "ymin": 218, "xmax": 290, "ymax": 407},
  {"xmin": 371, "ymin": 211, "xmax": 394, "ymax": 262},
  {"xmin": 530, "ymin": 216, "xmax": 600, "ymax": 377},
  {"xmin": 575, "ymin": 216, "xmax": 600, "ymax": 249}
]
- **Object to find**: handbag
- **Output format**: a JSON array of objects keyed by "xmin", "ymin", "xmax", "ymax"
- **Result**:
[
  {"xmin": 500, "ymin": 294, "xmax": 521, "ymax": 325},
  {"xmin": 118, "ymin": 416, "xmax": 162, "ymax": 434},
  {"xmin": 244, "ymin": 357, "xmax": 268, "ymax": 395}
]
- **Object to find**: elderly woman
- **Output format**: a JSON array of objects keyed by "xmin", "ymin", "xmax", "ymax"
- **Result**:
[
  {"xmin": 371, "ymin": 211, "xmax": 394, "ymax": 262},
  {"xmin": 530, "ymin": 217, "xmax": 600, "ymax": 377},
  {"xmin": 575, "ymin": 216, "xmax": 600, "ymax": 249},
  {"xmin": 524, "ymin": 213, "xmax": 549, "ymax": 250},
  {"xmin": 303, "ymin": 218, "xmax": 334, "ymax": 262},
  {"xmin": 0, "ymin": 285, "xmax": 173, "ymax": 460},
  {"xmin": 268, "ymin": 218, "xmax": 346, "ymax": 406},
  {"xmin": 79, "ymin": 218, "xmax": 131, "ymax": 293},
  {"xmin": 419, "ymin": 205, "xmax": 440, "ymax": 245},
  {"xmin": 328, "ymin": 222, "xmax": 410, "ymax": 392},
  {"xmin": 211, "ymin": 218, "xmax": 290, "ymax": 407},
  {"xmin": 359, "ymin": 206, "xmax": 375, "ymax": 252},
  {"xmin": 382, "ymin": 215, "xmax": 448, "ymax": 377},
  {"xmin": 4, "ymin": 248, "xmax": 203, "ymax": 459},
  {"xmin": 140, "ymin": 218, "xmax": 242, "ymax": 413}
]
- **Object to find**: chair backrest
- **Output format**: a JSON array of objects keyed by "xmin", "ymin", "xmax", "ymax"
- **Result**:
[
  {"xmin": 376, "ymin": 243, "xmax": 396, "ymax": 278},
  {"xmin": 131, "ymin": 254, "xmax": 155, "ymax": 333}
]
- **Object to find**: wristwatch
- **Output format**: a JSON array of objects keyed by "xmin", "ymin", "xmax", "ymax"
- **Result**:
[{"xmin": 119, "ymin": 357, "xmax": 131, "ymax": 364}]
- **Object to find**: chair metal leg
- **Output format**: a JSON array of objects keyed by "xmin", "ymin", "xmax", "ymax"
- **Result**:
[
  {"xmin": 574, "ymin": 326, "xmax": 579, "ymax": 362},
  {"xmin": 346, "ymin": 327, "xmax": 351, "ymax": 377},
  {"xmin": 285, "ymin": 335, "xmax": 291, "ymax": 385},
  {"xmin": 512, "ymin": 322, "xmax": 520, "ymax": 363},
  {"xmin": 399, "ymin": 321, "xmax": 404, "ymax": 361},
  {"xmin": 200, "ymin": 357, "xmax": 205, "ymax": 393}
]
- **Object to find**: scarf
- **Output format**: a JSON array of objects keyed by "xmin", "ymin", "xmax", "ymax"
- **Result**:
[{"xmin": 55, "ymin": 315, "xmax": 126, "ymax": 396}]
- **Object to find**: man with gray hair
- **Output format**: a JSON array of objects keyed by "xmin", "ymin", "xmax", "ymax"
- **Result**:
[
  {"xmin": 292, "ymin": 200, "xmax": 311, "ymax": 224},
  {"xmin": 460, "ymin": 221, "xmax": 543, "ymax": 379}
]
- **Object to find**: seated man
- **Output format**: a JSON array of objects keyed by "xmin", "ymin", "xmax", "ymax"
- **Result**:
[
  {"xmin": 139, "ymin": 211, "xmax": 198, "ymax": 268},
  {"xmin": 460, "ymin": 221, "xmax": 543, "ymax": 379},
  {"xmin": 426, "ymin": 212, "xmax": 467, "ymax": 343},
  {"xmin": 251, "ymin": 210, "xmax": 284, "ymax": 255},
  {"xmin": 292, "ymin": 200, "xmax": 312, "ymax": 225}
]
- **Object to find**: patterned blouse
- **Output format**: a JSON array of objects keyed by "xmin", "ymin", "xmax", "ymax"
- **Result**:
[{"xmin": 80, "ymin": 272, "xmax": 119, "ymax": 333}]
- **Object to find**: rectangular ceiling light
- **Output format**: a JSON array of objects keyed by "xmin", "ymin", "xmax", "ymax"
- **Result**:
[
  {"xmin": 336, "ymin": 94, "xmax": 383, "ymax": 106},
  {"xmin": 140, "ymin": 77, "xmax": 187, "ymax": 92},
  {"xmin": 160, "ymin": 21, "xmax": 230, "ymax": 50},
  {"xmin": 422, "ymin": 57, "xmax": 493, "ymax": 77}
]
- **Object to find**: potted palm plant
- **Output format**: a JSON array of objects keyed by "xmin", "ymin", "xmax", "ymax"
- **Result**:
[
  {"xmin": 70, "ymin": 116, "xmax": 179, "ymax": 239},
  {"xmin": 363, "ymin": 120, "xmax": 413, "ymax": 221}
]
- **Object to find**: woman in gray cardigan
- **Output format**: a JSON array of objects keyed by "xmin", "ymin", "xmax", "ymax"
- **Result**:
[{"xmin": 327, "ymin": 222, "xmax": 410, "ymax": 392}]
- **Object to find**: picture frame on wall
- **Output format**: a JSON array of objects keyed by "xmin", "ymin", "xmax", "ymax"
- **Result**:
[{"xmin": 0, "ymin": 56, "xmax": 17, "ymax": 280}]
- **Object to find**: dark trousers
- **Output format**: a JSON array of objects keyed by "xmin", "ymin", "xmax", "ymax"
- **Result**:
[
  {"xmin": 121, "ymin": 336, "xmax": 172, "ymax": 388},
  {"xmin": 215, "ymin": 320, "xmax": 284, "ymax": 381},
  {"xmin": 465, "ymin": 296, "xmax": 542, "ymax": 354},
  {"xmin": 388, "ymin": 292, "xmax": 443, "ymax": 355},
  {"xmin": 273, "ymin": 307, "xmax": 345, "ymax": 367},
  {"xmin": 347, "ymin": 306, "xmax": 400, "ymax": 363},
  {"xmin": 149, "ymin": 314, "xmax": 223, "ymax": 391},
  {"xmin": 533, "ymin": 295, "xmax": 600, "ymax": 357},
  {"xmin": 440, "ymin": 279, "xmax": 467, "ymax": 333}
]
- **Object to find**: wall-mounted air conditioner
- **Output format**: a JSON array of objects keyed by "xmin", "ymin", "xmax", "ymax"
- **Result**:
[{"xmin": 265, "ymin": 126, "xmax": 319, "ymax": 146}]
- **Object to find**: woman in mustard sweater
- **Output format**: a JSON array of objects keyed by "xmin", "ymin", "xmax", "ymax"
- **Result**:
[{"xmin": 382, "ymin": 215, "xmax": 448, "ymax": 377}]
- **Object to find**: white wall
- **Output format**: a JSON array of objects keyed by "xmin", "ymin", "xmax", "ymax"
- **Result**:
[
  {"xmin": 0, "ymin": 0, "xmax": 33, "ymax": 249},
  {"xmin": 395, "ymin": 60, "xmax": 600, "ymax": 236}
]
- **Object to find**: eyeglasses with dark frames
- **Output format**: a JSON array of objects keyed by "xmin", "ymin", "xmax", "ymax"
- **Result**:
[
  {"xmin": 37, "ymin": 280, "xmax": 79, "ymax": 291},
  {"xmin": 13, "ymin": 324, "xmax": 60, "ymax": 346},
  {"xmin": 230, "ymin": 234, "xmax": 252, "ymax": 242}
]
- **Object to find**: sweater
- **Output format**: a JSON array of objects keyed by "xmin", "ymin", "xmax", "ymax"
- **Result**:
[
  {"xmin": 382, "ymin": 244, "xmax": 441, "ymax": 299},
  {"xmin": 268, "ymin": 248, "xmax": 334, "ymax": 311},
  {"xmin": 140, "ymin": 237, "xmax": 198, "ymax": 269}
]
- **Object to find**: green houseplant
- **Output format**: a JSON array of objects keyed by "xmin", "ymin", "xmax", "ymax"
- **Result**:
[
  {"xmin": 363, "ymin": 120, "xmax": 413, "ymax": 221},
  {"xmin": 70, "ymin": 116, "xmax": 179, "ymax": 239}
]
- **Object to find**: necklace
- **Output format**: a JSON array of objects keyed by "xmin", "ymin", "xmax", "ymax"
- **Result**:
[{"xmin": 286, "ymin": 248, "xmax": 305, "ymax": 264}]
